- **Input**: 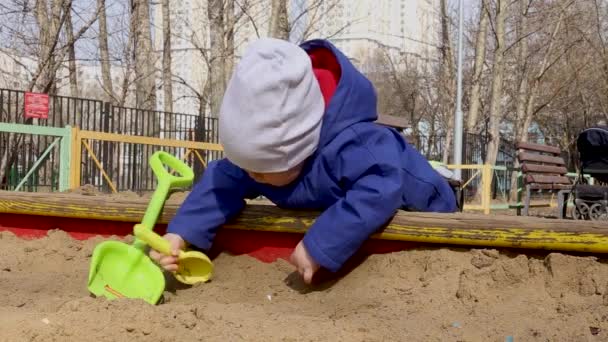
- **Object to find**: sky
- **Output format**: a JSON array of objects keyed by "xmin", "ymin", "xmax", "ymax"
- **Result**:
[{"xmin": 0, "ymin": 0, "xmax": 481, "ymax": 65}]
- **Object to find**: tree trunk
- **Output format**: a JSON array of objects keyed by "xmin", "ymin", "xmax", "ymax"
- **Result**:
[
  {"xmin": 467, "ymin": 0, "xmax": 489, "ymax": 133},
  {"xmin": 439, "ymin": 0, "xmax": 455, "ymax": 164},
  {"xmin": 208, "ymin": 0, "xmax": 225, "ymax": 118},
  {"xmin": 119, "ymin": 16, "xmax": 134, "ymax": 108},
  {"xmin": 485, "ymin": 0, "xmax": 507, "ymax": 168},
  {"xmin": 98, "ymin": 0, "xmax": 115, "ymax": 103},
  {"xmin": 510, "ymin": 0, "xmax": 529, "ymax": 201},
  {"xmin": 161, "ymin": 0, "xmax": 174, "ymax": 138},
  {"xmin": 269, "ymin": 0, "xmax": 290, "ymax": 40},
  {"xmin": 97, "ymin": 0, "xmax": 119, "ymax": 190},
  {"xmin": 482, "ymin": 0, "xmax": 507, "ymax": 202},
  {"xmin": 132, "ymin": 0, "xmax": 157, "ymax": 114},
  {"xmin": 131, "ymin": 0, "xmax": 159, "ymax": 191},
  {"xmin": 35, "ymin": 0, "xmax": 64, "ymax": 190},
  {"xmin": 65, "ymin": 3, "xmax": 78, "ymax": 98},
  {"xmin": 33, "ymin": 0, "xmax": 64, "ymax": 93},
  {"xmin": 224, "ymin": 0, "xmax": 235, "ymax": 84}
]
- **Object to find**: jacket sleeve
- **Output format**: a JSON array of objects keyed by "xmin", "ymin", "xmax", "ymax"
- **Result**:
[
  {"xmin": 302, "ymin": 137, "xmax": 404, "ymax": 273},
  {"xmin": 167, "ymin": 158, "xmax": 258, "ymax": 250}
]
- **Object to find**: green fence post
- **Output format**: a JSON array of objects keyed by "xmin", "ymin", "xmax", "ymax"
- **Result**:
[
  {"xmin": 59, "ymin": 125, "xmax": 72, "ymax": 192},
  {"xmin": 0, "ymin": 122, "xmax": 73, "ymax": 192}
]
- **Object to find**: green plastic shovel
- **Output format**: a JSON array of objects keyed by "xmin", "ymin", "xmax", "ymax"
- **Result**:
[{"xmin": 87, "ymin": 150, "xmax": 197, "ymax": 305}]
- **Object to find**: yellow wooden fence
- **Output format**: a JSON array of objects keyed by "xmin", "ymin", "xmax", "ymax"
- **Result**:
[
  {"xmin": 69, "ymin": 127, "xmax": 224, "ymax": 192},
  {"xmin": 65, "ymin": 127, "xmax": 529, "ymax": 215}
]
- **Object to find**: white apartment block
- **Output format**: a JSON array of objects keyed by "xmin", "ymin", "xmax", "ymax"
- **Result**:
[
  {"xmin": 308, "ymin": 0, "xmax": 439, "ymax": 68},
  {"xmin": 153, "ymin": 0, "xmax": 441, "ymax": 116}
]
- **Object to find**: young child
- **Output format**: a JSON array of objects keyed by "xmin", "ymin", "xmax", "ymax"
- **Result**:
[{"xmin": 150, "ymin": 37, "xmax": 457, "ymax": 284}]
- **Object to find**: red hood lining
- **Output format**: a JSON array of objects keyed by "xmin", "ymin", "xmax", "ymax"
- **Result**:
[{"xmin": 309, "ymin": 47, "xmax": 341, "ymax": 108}]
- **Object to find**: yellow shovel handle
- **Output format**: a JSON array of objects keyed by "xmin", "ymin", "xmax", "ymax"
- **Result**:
[{"xmin": 134, "ymin": 224, "xmax": 174, "ymax": 256}]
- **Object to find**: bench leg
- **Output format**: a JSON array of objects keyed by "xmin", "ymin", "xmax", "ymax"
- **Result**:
[
  {"xmin": 557, "ymin": 190, "xmax": 570, "ymax": 219},
  {"xmin": 516, "ymin": 177, "xmax": 522, "ymax": 216},
  {"xmin": 523, "ymin": 184, "xmax": 531, "ymax": 216}
]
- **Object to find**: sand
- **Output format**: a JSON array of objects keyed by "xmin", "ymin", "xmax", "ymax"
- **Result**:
[{"xmin": 1, "ymin": 229, "xmax": 608, "ymax": 342}]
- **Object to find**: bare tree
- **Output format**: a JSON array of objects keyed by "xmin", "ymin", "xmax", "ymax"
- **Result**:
[
  {"xmin": 98, "ymin": 0, "xmax": 115, "ymax": 103},
  {"xmin": 467, "ymin": 0, "xmax": 489, "ymax": 133},
  {"xmin": 291, "ymin": 0, "xmax": 356, "ymax": 43},
  {"xmin": 26, "ymin": 1, "xmax": 101, "ymax": 93},
  {"xmin": 484, "ymin": 0, "xmax": 508, "ymax": 176},
  {"xmin": 439, "ymin": 0, "xmax": 456, "ymax": 163},
  {"xmin": 367, "ymin": 50, "xmax": 423, "ymax": 137},
  {"xmin": 64, "ymin": 1, "xmax": 78, "ymax": 98},
  {"xmin": 269, "ymin": 0, "xmax": 289, "ymax": 39},
  {"xmin": 161, "ymin": 0, "xmax": 174, "ymax": 139},
  {"xmin": 0, "ymin": 0, "xmax": 100, "ymax": 186},
  {"xmin": 208, "ymin": 0, "xmax": 226, "ymax": 118},
  {"xmin": 131, "ymin": 0, "xmax": 157, "ymax": 113},
  {"xmin": 225, "ymin": 0, "xmax": 236, "ymax": 81},
  {"xmin": 506, "ymin": 1, "xmax": 577, "ymax": 199},
  {"xmin": 509, "ymin": 0, "xmax": 532, "ymax": 200},
  {"xmin": 32, "ymin": 0, "xmax": 64, "ymax": 93}
]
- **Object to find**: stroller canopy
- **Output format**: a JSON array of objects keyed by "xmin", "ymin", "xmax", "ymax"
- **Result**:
[{"xmin": 577, "ymin": 126, "xmax": 608, "ymax": 181}]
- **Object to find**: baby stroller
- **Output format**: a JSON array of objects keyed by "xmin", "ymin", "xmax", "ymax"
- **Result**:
[{"xmin": 571, "ymin": 126, "xmax": 608, "ymax": 220}]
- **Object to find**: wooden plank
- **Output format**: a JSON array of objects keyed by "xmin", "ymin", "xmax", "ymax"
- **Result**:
[
  {"xmin": 518, "ymin": 152, "xmax": 565, "ymax": 166},
  {"xmin": 376, "ymin": 114, "xmax": 409, "ymax": 129},
  {"xmin": 70, "ymin": 126, "xmax": 81, "ymax": 189},
  {"xmin": 529, "ymin": 184, "xmax": 572, "ymax": 190},
  {"xmin": 525, "ymin": 174, "xmax": 571, "ymax": 185},
  {"xmin": 0, "ymin": 190, "xmax": 607, "ymax": 234},
  {"xmin": 78, "ymin": 130, "xmax": 224, "ymax": 151},
  {"xmin": 0, "ymin": 122, "xmax": 70, "ymax": 137},
  {"xmin": 482, "ymin": 164, "xmax": 492, "ymax": 214},
  {"xmin": 5, "ymin": 191, "xmax": 608, "ymax": 254},
  {"xmin": 81, "ymin": 140, "xmax": 118, "ymax": 193},
  {"xmin": 521, "ymin": 163, "xmax": 568, "ymax": 175},
  {"xmin": 516, "ymin": 141, "xmax": 561, "ymax": 155},
  {"xmin": 3, "ymin": 191, "xmax": 608, "ymax": 254},
  {"xmin": 446, "ymin": 164, "xmax": 484, "ymax": 170}
]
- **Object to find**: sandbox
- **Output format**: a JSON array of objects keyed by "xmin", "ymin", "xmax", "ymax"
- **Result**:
[{"xmin": 2, "ymin": 190, "xmax": 608, "ymax": 341}]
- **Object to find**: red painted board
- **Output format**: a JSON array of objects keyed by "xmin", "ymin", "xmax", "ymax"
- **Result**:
[{"xmin": 0, "ymin": 213, "xmax": 418, "ymax": 264}]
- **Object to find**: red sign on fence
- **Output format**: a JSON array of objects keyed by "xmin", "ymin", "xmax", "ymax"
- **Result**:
[{"xmin": 24, "ymin": 92, "xmax": 49, "ymax": 119}]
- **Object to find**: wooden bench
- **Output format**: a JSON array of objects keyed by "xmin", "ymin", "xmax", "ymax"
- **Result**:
[
  {"xmin": 516, "ymin": 142, "xmax": 572, "ymax": 218},
  {"xmin": 375, "ymin": 114, "xmax": 409, "ymax": 131}
]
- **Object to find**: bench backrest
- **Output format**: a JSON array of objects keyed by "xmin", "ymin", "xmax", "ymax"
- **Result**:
[{"xmin": 516, "ymin": 142, "xmax": 571, "ymax": 189}]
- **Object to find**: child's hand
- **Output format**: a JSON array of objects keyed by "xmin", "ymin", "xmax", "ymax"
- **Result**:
[
  {"xmin": 149, "ymin": 233, "xmax": 185, "ymax": 272},
  {"xmin": 289, "ymin": 240, "xmax": 320, "ymax": 284}
]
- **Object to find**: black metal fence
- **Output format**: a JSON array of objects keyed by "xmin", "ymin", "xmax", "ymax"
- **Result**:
[
  {"xmin": 0, "ymin": 86, "xmax": 561, "ymax": 201},
  {"xmin": 407, "ymin": 132, "xmax": 518, "ymax": 202},
  {"xmin": 0, "ymin": 88, "xmax": 221, "ymax": 192},
  {"xmin": 0, "ymin": 88, "xmax": 219, "ymax": 140}
]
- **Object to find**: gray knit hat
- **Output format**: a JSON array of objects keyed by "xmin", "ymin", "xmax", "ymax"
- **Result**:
[{"xmin": 218, "ymin": 37, "xmax": 325, "ymax": 173}]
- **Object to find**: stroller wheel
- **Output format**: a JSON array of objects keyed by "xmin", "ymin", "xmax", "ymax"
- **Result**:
[
  {"xmin": 573, "ymin": 202, "xmax": 590, "ymax": 220},
  {"xmin": 589, "ymin": 203, "xmax": 608, "ymax": 221}
]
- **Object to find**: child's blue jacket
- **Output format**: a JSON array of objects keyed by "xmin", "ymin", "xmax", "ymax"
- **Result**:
[{"xmin": 167, "ymin": 39, "xmax": 457, "ymax": 272}]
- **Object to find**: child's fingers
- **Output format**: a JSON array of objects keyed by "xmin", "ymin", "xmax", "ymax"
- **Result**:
[
  {"xmin": 149, "ymin": 248, "xmax": 179, "ymax": 272},
  {"xmin": 149, "ymin": 249, "xmax": 162, "ymax": 262},
  {"xmin": 302, "ymin": 268, "xmax": 313, "ymax": 284},
  {"xmin": 163, "ymin": 263, "xmax": 179, "ymax": 272},
  {"xmin": 159, "ymin": 255, "xmax": 178, "ymax": 267}
]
